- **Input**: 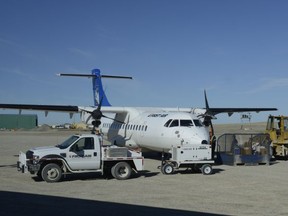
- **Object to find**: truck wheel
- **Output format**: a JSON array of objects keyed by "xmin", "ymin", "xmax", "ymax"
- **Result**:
[
  {"xmin": 111, "ymin": 162, "xmax": 132, "ymax": 180},
  {"xmin": 201, "ymin": 164, "xmax": 213, "ymax": 175},
  {"xmin": 41, "ymin": 163, "xmax": 62, "ymax": 183},
  {"xmin": 161, "ymin": 163, "xmax": 174, "ymax": 175}
]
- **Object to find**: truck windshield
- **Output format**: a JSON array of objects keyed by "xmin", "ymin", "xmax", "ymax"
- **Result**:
[{"xmin": 56, "ymin": 135, "xmax": 79, "ymax": 149}]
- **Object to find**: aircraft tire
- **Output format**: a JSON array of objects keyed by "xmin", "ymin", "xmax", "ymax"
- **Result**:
[
  {"xmin": 111, "ymin": 162, "xmax": 132, "ymax": 180},
  {"xmin": 201, "ymin": 164, "xmax": 213, "ymax": 175},
  {"xmin": 161, "ymin": 163, "xmax": 174, "ymax": 175},
  {"xmin": 41, "ymin": 163, "xmax": 62, "ymax": 183}
]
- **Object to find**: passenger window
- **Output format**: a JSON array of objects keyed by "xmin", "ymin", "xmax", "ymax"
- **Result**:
[{"xmin": 180, "ymin": 120, "xmax": 193, "ymax": 127}]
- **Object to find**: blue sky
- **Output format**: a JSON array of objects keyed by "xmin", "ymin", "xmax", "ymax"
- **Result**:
[{"xmin": 0, "ymin": 0, "xmax": 287, "ymax": 125}]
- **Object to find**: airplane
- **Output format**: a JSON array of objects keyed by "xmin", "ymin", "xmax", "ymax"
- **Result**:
[{"xmin": 0, "ymin": 68, "xmax": 277, "ymax": 153}]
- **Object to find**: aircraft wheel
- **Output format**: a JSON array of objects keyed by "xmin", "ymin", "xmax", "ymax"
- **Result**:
[
  {"xmin": 201, "ymin": 164, "xmax": 213, "ymax": 175},
  {"xmin": 111, "ymin": 162, "xmax": 132, "ymax": 180},
  {"xmin": 161, "ymin": 163, "xmax": 174, "ymax": 175},
  {"xmin": 41, "ymin": 163, "xmax": 62, "ymax": 183}
]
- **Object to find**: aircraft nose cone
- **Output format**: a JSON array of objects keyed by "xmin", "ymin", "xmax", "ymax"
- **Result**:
[{"xmin": 193, "ymin": 128, "xmax": 210, "ymax": 144}]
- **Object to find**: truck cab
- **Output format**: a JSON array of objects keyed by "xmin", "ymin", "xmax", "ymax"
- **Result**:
[
  {"xmin": 17, "ymin": 134, "xmax": 143, "ymax": 182},
  {"xmin": 266, "ymin": 115, "xmax": 288, "ymax": 157},
  {"xmin": 57, "ymin": 134, "xmax": 101, "ymax": 170}
]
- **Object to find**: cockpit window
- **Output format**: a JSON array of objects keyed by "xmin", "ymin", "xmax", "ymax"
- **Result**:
[
  {"xmin": 180, "ymin": 120, "xmax": 193, "ymax": 127},
  {"xmin": 165, "ymin": 119, "xmax": 197, "ymax": 127},
  {"xmin": 193, "ymin": 119, "xmax": 203, "ymax": 127},
  {"xmin": 164, "ymin": 119, "xmax": 172, "ymax": 127},
  {"xmin": 169, "ymin": 119, "xmax": 179, "ymax": 127}
]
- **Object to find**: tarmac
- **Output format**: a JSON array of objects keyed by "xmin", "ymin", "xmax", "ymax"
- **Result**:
[{"xmin": 0, "ymin": 123, "xmax": 287, "ymax": 216}]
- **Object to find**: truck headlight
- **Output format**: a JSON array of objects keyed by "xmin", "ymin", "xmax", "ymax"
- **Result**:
[{"xmin": 32, "ymin": 155, "xmax": 40, "ymax": 164}]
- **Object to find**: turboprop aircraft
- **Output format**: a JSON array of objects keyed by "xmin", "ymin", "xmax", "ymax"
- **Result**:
[{"xmin": 0, "ymin": 69, "xmax": 277, "ymax": 153}]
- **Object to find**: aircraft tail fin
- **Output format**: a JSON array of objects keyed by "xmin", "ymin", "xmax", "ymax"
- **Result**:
[
  {"xmin": 92, "ymin": 69, "xmax": 111, "ymax": 106},
  {"xmin": 58, "ymin": 68, "xmax": 132, "ymax": 107}
]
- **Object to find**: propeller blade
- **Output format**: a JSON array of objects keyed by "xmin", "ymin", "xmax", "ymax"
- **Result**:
[
  {"xmin": 201, "ymin": 90, "xmax": 216, "ymax": 127},
  {"xmin": 89, "ymin": 97, "xmax": 103, "ymax": 120},
  {"xmin": 204, "ymin": 89, "xmax": 210, "ymax": 110},
  {"xmin": 85, "ymin": 96, "xmax": 126, "ymax": 130},
  {"xmin": 102, "ymin": 114, "xmax": 126, "ymax": 124}
]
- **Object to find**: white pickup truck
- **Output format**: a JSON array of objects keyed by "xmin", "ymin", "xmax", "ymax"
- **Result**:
[{"xmin": 17, "ymin": 134, "xmax": 144, "ymax": 182}]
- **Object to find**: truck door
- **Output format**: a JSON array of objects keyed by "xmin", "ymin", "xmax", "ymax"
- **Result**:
[{"xmin": 66, "ymin": 137, "xmax": 101, "ymax": 170}]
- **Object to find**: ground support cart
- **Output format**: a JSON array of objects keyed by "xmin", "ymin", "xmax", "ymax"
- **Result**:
[
  {"xmin": 215, "ymin": 133, "xmax": 271, "ymax": 166},
  {"xmin": 159, "ymin": 144, "xmax": 214, "ymax": 175}
]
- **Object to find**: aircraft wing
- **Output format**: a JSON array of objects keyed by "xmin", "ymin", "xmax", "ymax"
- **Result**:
[
  {"xmin": 0, "ymin": 104, "xmax": 134, "ymax": 115},
  {"xmin": 0, "ymin": 104, "xmax": 79, "ymax": 112},
  {"xmin": 208, "ymin": 107, "xmax": 277, "ymax": 116},
  {"xmin": 200, "ymin": 91, "xmax": 277, "ymax": 118},
  {"xmin": 0, "ymin": 104, "xmax": 277, "ymax": 115},
  {"xmin": 0, "ymin": 103, "xmax": 277, "ymax": 125}
]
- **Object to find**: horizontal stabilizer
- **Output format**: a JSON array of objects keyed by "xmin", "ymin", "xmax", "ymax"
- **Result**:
[{"xmin": 57, "ymin": 73, "xmax": 132, "ymax": 79}]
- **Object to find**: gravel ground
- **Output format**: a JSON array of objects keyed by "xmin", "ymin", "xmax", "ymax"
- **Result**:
[{"xmin": 0, "ymin": 124, "xmax": 287, "ymax": 216}]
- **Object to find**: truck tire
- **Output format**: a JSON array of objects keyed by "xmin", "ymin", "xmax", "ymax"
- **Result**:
[
  {"xmin": 161, "ymin": 163, "xmax": 174, "ymax": 175},
  {"xmin": 111, "ymin": 162, "xmax": 132, "ymax": 180},
  {"xmin": 41, "ymin": 163, "xmax": 62, "ymax": 183},
  {"xmin": 201, "ymin": 164, "xmax": 213, "ymax": 175}
]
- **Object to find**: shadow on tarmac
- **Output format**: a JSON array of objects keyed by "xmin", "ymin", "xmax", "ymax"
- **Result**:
[
  {"xmin": 30, "ymin": 170, "xmax": 160, "ymax": 182},
  {"xmin": 0, "ymin": 191, "xmax": 225, "ymax": 216}
]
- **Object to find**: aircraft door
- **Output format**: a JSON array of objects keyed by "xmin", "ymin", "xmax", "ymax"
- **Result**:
[{"xmin": 66, "ymin": 137, "xmax": 101, "ymax": 170}]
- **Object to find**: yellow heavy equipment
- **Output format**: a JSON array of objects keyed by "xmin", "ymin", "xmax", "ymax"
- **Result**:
[{"xmin": 266, "ymin": 115, "xmax": 288, "ymax": 157}]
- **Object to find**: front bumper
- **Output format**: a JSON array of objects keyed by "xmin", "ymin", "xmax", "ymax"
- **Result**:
[
  {"xmin": 17, "ymin": 151, "xmax": 41, "ymax": 174},
  {"xmin": 17, "ymin": 151, "xmax": 27, "ymax": 173}
]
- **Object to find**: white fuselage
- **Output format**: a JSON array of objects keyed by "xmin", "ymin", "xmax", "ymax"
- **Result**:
[{"xmin": 80, "ymin": 106, "xmax": 210, "ymax": 152}]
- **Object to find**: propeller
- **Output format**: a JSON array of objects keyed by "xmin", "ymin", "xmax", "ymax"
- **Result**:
[
  {"xmin": 198, "ymin": 90, "xmax": 216, "ymax": 127},
  {"xmin": 86, "ymin": 97, "xmax": 125, "ymax": 133}
]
